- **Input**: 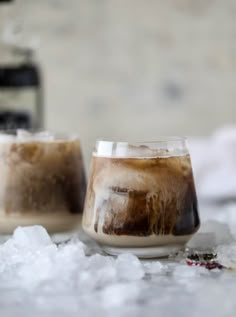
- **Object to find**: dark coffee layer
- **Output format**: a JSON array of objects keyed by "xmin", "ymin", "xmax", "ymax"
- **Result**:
[{"xmin": 83, "ymin": 154, "xmax": 199, "ymax": 236}]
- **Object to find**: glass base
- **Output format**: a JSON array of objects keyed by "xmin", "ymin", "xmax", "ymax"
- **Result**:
[{"xmin": 102, "ymin": 244, "xmax": 184, "ymax": 258}]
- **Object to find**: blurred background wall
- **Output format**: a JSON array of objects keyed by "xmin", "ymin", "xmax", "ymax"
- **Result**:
[{"xmin": 1, "ymin": 0, "xmax": 236, "ymax": 166}]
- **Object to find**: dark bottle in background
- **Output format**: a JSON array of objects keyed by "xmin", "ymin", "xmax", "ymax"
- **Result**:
[
  {"xmin": 0, "ymin": 52, "xmax": 43, "ymax": 130},
  {"xmin": 0, "ymin": 0, "xmax": 44, "ymax": 130}
]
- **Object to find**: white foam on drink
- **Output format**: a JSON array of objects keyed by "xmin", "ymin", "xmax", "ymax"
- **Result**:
[
  {"xmin": 0, "ymin": 130, "xmax": 78, "ymax": 144},
  {"xmin": 17, "ymin": 130, "xmax": 58, "ymax": 142},
  {"xmin": 0, "ymin": 134, "xmax": 15, "ymax": 143},
  {"xmin": 17, "ymin": 130, "xmax": 55, "ymax": 142}
]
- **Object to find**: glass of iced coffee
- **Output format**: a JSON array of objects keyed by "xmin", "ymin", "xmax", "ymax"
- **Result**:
[
  {"xmin": 82, "ymin": 138, "xmax": 200, "ymax": 257},
  {"xmin": 0, "ymin": 130, "xmax": 86, "ymax": 236}
]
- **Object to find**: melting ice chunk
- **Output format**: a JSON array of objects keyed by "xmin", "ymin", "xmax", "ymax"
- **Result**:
[
  {"xmin": 115, "ymin": 253, "xmax": 144, "ymax": 281},
  {"xmin": 77, "ymin": 254, "xmax": 116, "ymax": 290},
  {"xmin": 187, "ymin": 233, "xmax": 217, "ymax": 250},
  {"xmin": 142, "ymin": 261, "xmax": 165, "ymax": 274},
  {"xmin": 13, "ymin": 226, "xmax": 52, "ymax": 249}
]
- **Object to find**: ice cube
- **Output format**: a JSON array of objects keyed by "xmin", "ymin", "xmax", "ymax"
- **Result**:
[
  {"xmin": 115, "ymin": 253, "xmax": 144, "ymax": 281},
  {"xmin": 17, "ymin": 129, "xmax": 32, "ymax": 142},
  {"xmin": 50, "ymin": 241, "xmax": 87, "ymax": 291},
  {"xmin": 57, "ymin": 240, "xmax": 86, "ymax": 263},
  {"xmin": 17, "ymin": 247, "xmax": 56, "ymax": 287},
  {"xmin": 17, "ymin": 130, "xmax": 55, "ymax": 143},
  {"xmin": 34, "ymin": 131, "xmax": 55, "ymax": 142},
  {"xmin": 143, "ymin": 261, "xmax": 165, "ymax": 274},
  {"xmin": 13, "ymin": 226, "xmax": 53, "ymax": 249},
  {"xmin": 127, "ymin": 144, "xmax": 155, "ymax": 158},
  {"xmin": 187, "ymin": 233, "xmax": 217, "ymax": 250},
  {"xmin": 87, "ymin": 253, "xmax": 114, "ymax": 269},
  {"xmin": 79, "ymin": 254, "xmax": 116, "ymax": 289}
]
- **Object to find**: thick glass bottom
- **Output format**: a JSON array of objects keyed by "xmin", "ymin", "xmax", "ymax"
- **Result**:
[{"xmin": 102, "ymin": 244, "xmax": 184, "ymax": 258}]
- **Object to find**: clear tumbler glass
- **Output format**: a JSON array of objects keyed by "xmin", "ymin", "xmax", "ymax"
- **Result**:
[{"xmin": 82, "ymin": 138, "xmax": 200, "ymax": 258}]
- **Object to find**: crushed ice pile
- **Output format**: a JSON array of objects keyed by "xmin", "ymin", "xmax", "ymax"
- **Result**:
[
  {"xmin": 1, "ymin": 218, "xmax": 236, "ymax": 317},
  {"xmin": 1, "ymin": 126, "xmax": 236, "ymax": 316}
]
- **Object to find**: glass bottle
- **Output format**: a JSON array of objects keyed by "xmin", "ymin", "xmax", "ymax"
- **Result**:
[{"xmin": 0, "ymin": 0, "xmax": 43, "ymax": 130}]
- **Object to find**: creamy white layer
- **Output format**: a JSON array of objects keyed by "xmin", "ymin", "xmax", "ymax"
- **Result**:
[
  {"xmin": 0, "ymin": 211, "xmax": 81, "ymax": 234},
  {"xmin": 83, "ymin": 225, "xmax": 192, "ymax": 247}
]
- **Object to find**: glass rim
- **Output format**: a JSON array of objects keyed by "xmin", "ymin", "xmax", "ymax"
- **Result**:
[
  {"xmin": 94, "ymin": 137, "xmax": 188, "ymax": 158},
  {"xmin": 95, "ymin": 136, "xmax": 187, "ymax": 145},
  {"xmin": 0, "ymin": 129, "xmax": 80, "ymax": 143}
]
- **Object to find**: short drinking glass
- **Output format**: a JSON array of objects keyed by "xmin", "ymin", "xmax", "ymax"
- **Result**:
[{"xmin": 82, "ymin": 138, "xmax": 200, "ymax": 258}]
